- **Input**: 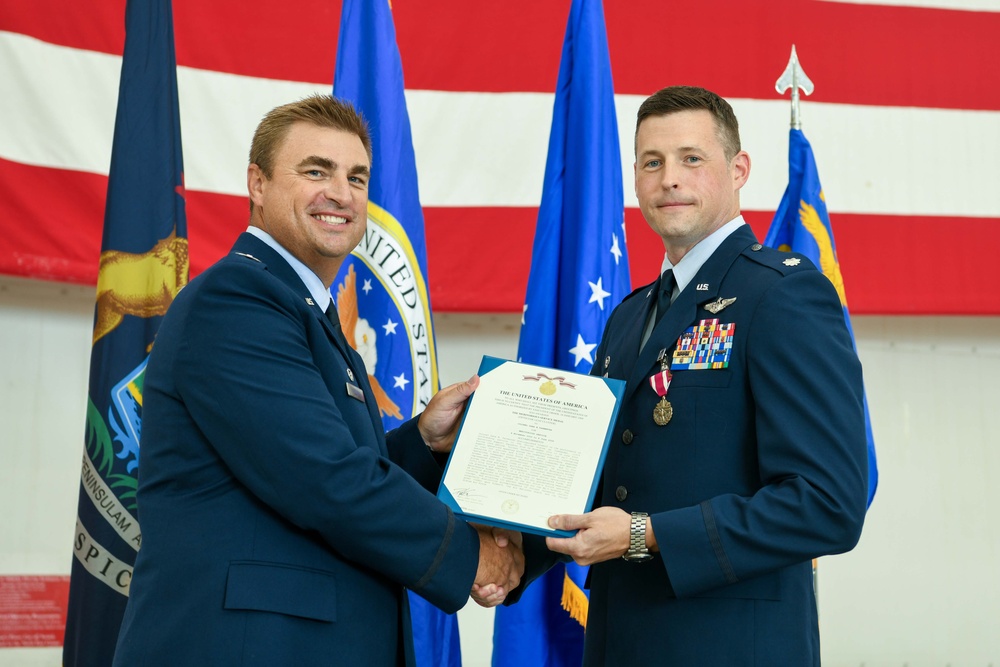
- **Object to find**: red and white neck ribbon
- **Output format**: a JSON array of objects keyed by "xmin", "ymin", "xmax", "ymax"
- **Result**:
[{"xmin": 649, "ymin": 369, "xmax": 672, "ymax": 398}]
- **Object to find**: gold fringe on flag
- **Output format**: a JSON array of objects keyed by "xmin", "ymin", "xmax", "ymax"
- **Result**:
[{"xmin": 561, "ymin": 568, "xmax": 589, "ymax": 629}]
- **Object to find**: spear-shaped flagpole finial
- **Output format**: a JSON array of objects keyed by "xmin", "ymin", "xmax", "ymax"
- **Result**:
[{"xmin": 775, "ymin": 45, "xmax": 814, "ymax": 130}]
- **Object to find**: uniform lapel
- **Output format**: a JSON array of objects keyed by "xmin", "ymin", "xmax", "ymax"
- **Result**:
[
  {"xmin": 231, "ymin": 233, "xmax": 387, "ymax": 448},
  {"xmin": 622, "ymin": 280, "xmax": 659, "ymax": 372},
  {"xmin": 594, "ymin": 279, "xmax": 656, "ymax": 389},
  {"xmin": 623, "ymin": 226, "xmax": 757, "ymax": 402},
  {"xmin": 624, "ymin": 284, "xmax": 699, "ymax": 403},
  {"xmin": 319, "ymin": 307, "xmax": 387, "ymax": 445}
]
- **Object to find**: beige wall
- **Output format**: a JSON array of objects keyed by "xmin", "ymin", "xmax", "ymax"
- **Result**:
[{"xmin": 2, "ymin": 275, "xmax": 999, "ymax": 666}]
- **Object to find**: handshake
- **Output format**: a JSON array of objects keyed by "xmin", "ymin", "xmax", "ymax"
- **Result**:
[{"xmin": 470, "ymin": 525, "xmax": 525, "ymax": 608}]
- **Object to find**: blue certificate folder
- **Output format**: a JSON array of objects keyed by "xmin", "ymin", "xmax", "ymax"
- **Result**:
[{"xmin": 437, "ymin": 356, "xmax": 625, "ymax": 538}]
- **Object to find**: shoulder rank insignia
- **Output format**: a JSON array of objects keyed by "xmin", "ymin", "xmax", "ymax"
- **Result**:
[
  {"xmin": 783, "ymin": 257, "xmax": 801, "ymax": 267},
  {"xmin": 704, "ymin": 297, "xmax": 736, "ymax": 314}
]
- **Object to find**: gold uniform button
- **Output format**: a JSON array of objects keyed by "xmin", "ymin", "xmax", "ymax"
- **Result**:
[
  {"xmin": 622, "ymin": 429, "xmax": 634, "ymax": 445},
  {"xmin": 615, "ymin": 486, "xmax": 628, "ymax": 502}
]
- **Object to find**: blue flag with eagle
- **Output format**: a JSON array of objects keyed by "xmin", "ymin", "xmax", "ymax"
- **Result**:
[
  {"xmin": 63, "ymin": 0, "xmax": 188, "ymax": 664},
  {"xmin": 492, "ymin": 0, "xmax": 629, "ymax": 664},
  {"xmin": 332, "ymin": 1, "xmax": 459, "ymax": 666},
  {"xmin": 764, "ymin": 128, "xmax": 878, "ymax": 508}
]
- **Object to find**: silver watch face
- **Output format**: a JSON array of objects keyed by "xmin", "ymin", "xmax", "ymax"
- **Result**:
[{"xmin": 623, "ymin": 551, "xmax": 653, "ymax": 562}]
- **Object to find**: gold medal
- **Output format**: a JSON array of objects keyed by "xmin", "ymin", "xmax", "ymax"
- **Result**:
[{"xmin": 653, "ymin": 397, "xmax": 673, "ymax": 426}]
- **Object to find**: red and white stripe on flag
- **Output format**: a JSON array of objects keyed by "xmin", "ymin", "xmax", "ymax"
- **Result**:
[{"xmin": 1, "ymin": 0, "xmax": 998, "ymax": 314}]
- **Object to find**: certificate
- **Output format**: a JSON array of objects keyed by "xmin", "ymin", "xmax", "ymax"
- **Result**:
[{"xmin": 438, "ymin": 356, "xmax": 625, "ymax": 537}]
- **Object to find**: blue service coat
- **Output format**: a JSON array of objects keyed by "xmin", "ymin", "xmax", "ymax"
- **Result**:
[
  {"xmin": 113, "ymin": 233, "xmax": 479, "ymax": 667},
  {"xmin": 580, "ymin": 225, "xmax": 868, "ymax": 665}
]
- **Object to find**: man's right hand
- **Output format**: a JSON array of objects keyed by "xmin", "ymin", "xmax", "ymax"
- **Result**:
[{"xmin": 470, "ymin": 525, "xmax": 524, "ymax": 608}]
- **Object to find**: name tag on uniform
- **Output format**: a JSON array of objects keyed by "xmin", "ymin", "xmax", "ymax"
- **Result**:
[{"xmin": 346, "ymin": 382, "xmax": 366, "ymax": 402}]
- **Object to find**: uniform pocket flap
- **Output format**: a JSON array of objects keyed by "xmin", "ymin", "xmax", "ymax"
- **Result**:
[{"xmin": 224, "ymin": 561, "xmax": 337, "ymax": 622}]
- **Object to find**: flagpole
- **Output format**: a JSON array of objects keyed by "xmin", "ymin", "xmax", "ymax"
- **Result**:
[{"xmin": 776, "ymin": 44, "xmax": 822, "ymax": 612}]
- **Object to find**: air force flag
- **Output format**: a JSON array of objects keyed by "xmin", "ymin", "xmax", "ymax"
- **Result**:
[{"xmin": 493, "ymin": 1, "xmax": 629, "ymax": 665}]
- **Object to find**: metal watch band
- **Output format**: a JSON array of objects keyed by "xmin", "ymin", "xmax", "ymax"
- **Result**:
[{"xmin": 623, "ymin": 511, "xmax": 652, "ymax": 561}]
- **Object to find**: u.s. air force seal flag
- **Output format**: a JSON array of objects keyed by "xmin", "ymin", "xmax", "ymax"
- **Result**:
[
  {"xmin": 63, "ymin": 0, "xmax": 188, "ymax": 665},
  {"xmin": 332, "ymin": 2, "xmax": 455, "ymax": 666}
]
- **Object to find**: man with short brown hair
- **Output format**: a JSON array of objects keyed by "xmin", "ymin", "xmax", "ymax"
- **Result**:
[
  {"xmin": 113, "ymin": 94, "xmax": 522, "ymax": 667},
  {"xmin": 543, "ymin": 86, "xmax": 868, "ymax": 665}
]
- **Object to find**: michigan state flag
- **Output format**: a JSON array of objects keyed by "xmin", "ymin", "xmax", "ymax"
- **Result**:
[
  {"xmin": 493, "ymin": 0, "xmax": 629, "ymax": 664},
  {"xmin": 62, "ymin": 0, "xmax": 188, "ymax": 664},
  {"xmin": 764, "ymin": 128, "xmax": 878, "ymax": 508},
  {"xmin": 332, "ymin": 1, "xmax": 458, "ymax": 665}
]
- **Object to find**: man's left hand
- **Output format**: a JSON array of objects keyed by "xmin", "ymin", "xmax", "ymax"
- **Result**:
[
  {"xmin": 545, "ymin": 507, "xmax": 636, "ymax": 566},
  {"xmin": 418, "ymin": 374, "xmax": 479, "ymax": 453}
]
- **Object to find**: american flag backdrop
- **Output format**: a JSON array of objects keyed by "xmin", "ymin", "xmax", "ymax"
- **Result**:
[
  {"xmin": 0, "ymin": 0, "xmax": 1000, "ymax": 314},
  {"xmin": 1, "ymin": 0, "xmax": 999, "ymax": 315}
]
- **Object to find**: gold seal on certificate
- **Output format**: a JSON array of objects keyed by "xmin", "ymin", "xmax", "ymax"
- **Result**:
[
  {"xmin": 653, "ymin": 397, "xmax": 673, "ymax": 425},
  {"xmin": 437, "ymin": 356, "xmax": 625, "ymax": 537}
]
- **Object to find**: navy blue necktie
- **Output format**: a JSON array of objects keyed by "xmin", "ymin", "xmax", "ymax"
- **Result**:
[
  {"xmin": 326, "ymin": 303, "xmax": 362, "ymax": 375},
  {"xmin": 325, "ymin": 304, "xmax": 351, "ymax": 351},
  {"xmin": 324, "ymin": 303, "xmax": 341, "ymax": 331},
  {"xmin": 654, "ymin": 269, "xmax": 675, "ymax": 327}
]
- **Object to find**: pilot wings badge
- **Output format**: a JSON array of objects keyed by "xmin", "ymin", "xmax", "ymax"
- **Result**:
[{"xmin": 704, "ymin": 296, "xmax": 737, "ymax": 314}]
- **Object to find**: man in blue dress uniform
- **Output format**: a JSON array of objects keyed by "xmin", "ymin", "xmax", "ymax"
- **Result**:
[{"xmin": 542, "ymin": 86, "xmax": 868, "ymax": 666}]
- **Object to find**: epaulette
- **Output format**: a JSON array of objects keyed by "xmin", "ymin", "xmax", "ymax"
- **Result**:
[
  {"xmin": 226, "ymin": 251, "xmax": 270, "ymax": 273},
  {"xmin": 741, "ymin": 242, "xmax": 817, "ymax": 276}
]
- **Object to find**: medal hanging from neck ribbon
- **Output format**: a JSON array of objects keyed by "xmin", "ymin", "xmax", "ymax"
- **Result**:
[{"xmin": 649, "ymin": 349, "xmax": 673, "ymax": 425}]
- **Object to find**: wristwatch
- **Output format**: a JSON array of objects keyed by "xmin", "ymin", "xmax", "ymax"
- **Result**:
[{"xmin": 622, "ymin": 511, "xmax": 653, "ymax": 562}]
